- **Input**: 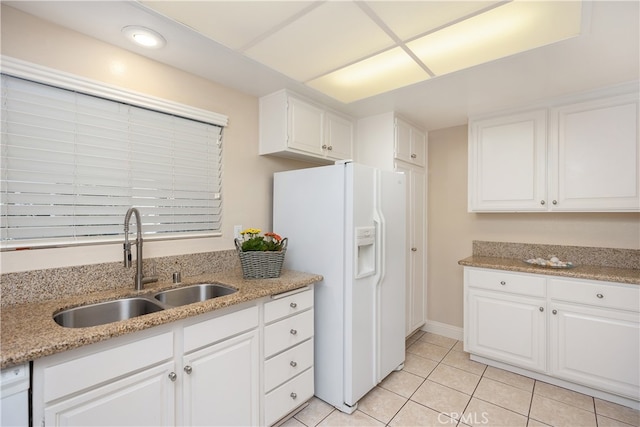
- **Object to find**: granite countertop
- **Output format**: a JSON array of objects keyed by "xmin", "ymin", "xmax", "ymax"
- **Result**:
[
  {"xmin": 0, "ymin": 269, "xmax": 322, "ymax": 369},
  {"xmin": 459, "ymin": 256, "xmax": 640, "ymax": 285}
]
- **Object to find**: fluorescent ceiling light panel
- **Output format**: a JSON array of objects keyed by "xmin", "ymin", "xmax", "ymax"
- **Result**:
[
  {"xmin": 140, "ymin": 0, "xmax": 583, "ymax": 104},
  {"xmin": 366, "ymin": 1, "xmax": 503, "ymax": 41},
  {"xmin": 244, "ymin": 1, "xmax": 395, "ymax": 81},
  {"xmin": 407, "ymin": 1, "xmax": 583, "ymax": 76},
  {"xmin": 141, "ymin": 1, "xmax": 314, "ymax": 50},
  {"xmin": 307, "ymin": 47, "xmax": 429, "ymax": 103}
]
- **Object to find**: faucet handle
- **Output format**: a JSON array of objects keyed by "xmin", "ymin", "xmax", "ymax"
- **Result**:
[{"xmin": 123, "ymin": 243, "xmax": 132, "ymax": 268}]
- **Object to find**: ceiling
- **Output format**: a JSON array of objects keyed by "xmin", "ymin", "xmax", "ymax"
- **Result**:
[{"xmin": 4, "ymin": 1, "xmax": 639, "ymax": 131}]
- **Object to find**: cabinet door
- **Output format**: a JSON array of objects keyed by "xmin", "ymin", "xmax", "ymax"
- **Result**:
[
  {"xmin": 395, "ymin": 119, "xmax": 413, "ymax": 164},
  {"xmin": 550, "ymin": 94, "xmax": 640, "ymax": 211},
  {"xmin": 325, "ymin": 112, "xmax": 353, "ymax": 160},
  {"xmin": 183, "ymin": 329, "xmax": 259, "ymax": 426},
  {"xmin": 468, "ymin": 110, "xmax": 547, "ymax": 211},
  {"xmin": 397, "ymin": 163, "xmax": 427, "ymax": 336},
  {"xmin": 466, "ymin": 289, "xmax": 546, "ymax": 372},
  {"xmin": 410, "ymin": 128, "xmax": 426, "ymax": 167},
  {"xmin": 288, "ymin": 97, "xmax": 324, "ymax": 156},
  {"xmin": 549, "ymin": 302, "xmax": 640, "ymax": 399},
  {"xmin": 395, "ymin": 119, "xmax": 426, "ymax": 166},
  {"xmin": 45, "ymin": 362, "xmax": 175, "ymax": 426}
]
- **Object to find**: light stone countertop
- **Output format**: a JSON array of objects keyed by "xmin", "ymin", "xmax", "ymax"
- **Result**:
[
  {"xmin": 0, "ymin": 269, "xmax": 322, "ymax": 369},
  {"xmin": 458, "ymin": 256, "xmax": 640, "ymax": 285}
]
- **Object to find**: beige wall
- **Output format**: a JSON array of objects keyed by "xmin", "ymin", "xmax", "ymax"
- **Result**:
[
  {"xmin": 427, "ymin": 124, "xmax": 640, "ymax": 329},
  {"xmin": 0, "ymin": 5, "xmax": 311, "ymax": 273}
]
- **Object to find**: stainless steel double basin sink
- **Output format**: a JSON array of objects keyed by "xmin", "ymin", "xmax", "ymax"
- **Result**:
[{"xmin": 53, "ymin": 283, "xmax": 238, "ymax": 328}]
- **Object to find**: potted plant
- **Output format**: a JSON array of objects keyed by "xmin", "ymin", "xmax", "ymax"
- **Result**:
[{"xmin": 234, "ymin": 228, "xmax": 288, "ymax": 279}]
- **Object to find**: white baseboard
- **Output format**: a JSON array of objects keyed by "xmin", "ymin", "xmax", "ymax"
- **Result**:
[{"xmin": 422, "ymin": 320, "xmax": 463, "ymax": 341}]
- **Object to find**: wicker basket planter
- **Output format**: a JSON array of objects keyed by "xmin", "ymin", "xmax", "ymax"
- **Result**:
[{"xmin": 235, "ymin": 238, "xmax": 287, "ymax": 279}]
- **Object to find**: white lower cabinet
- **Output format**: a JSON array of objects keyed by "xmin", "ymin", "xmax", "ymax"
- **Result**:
[
  {"xmin": 44, "ymin": 361, "xmax": 175, "ymax": 426},
  {"xmin": 183, "ymin": 330, "xmax": 259, "ymax": 426},
  {"xmin": 548, "ymin": 278, "xmax": 640, "ymax": 400},
  {"xmin": 263, "ymin": 287, "xmax": 314, "ymax": 426},
  {"xmin": 33, "ymin": 288, "xmax": 317, "ymax": 427},
  {"xmin": 182, "ymin": 305, "xmax": 260, "ymax": 426},
  {"xmin": 35, "ymin": 304, "xmax": 260, "ymax": 427},
  {"xmin": 464, "ymin": 267, "xmax": 640, "ymax": 405},
  {"xmin": 466, "ymin": 289, "xmax": 546, "ymax": 372}
]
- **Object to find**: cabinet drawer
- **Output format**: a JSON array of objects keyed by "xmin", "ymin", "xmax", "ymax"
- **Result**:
[
  {"xmin": 184, "ymin": 305, "xmax": 258, "ymax": 353},
  {"xmin": 265, "ymin": 310, "xmax": 314, "ymax": 358},
  {"xmin": 466, "ymin": 268, "xmax": 546, "ymax": 297},
  {"xmin": 264, "ymin": 368, "xmax": 314, "ymax": 426},
  {"xmin": 264, "ymin": 338, "xmax": 313, "ymax": 392},
  {"xmin": 265, "ymin": 288, "xmax": 313, "ymax": 324},
  {"xmin": 549, "ymin": 278, "xmax": 640, "ymax": 312}
]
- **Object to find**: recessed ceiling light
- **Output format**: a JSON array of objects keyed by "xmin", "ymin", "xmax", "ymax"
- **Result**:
[{"xmin": 122, "ymin": 26, "xmax": 166, "ymax": 49}]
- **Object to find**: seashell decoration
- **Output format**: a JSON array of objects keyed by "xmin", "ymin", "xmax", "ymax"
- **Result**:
[{"xmin": 525, "ymin": 255, "xmax": 574, "ymax": 268}]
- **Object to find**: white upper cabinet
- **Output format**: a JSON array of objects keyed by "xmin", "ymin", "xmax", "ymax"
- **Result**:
[
  {"xmin": 259, "ymin": 90, "xmax": 353, "ymax": 164},
  {"xmin": 468, "ymin": 85, "xmax": 640, "ymax": 212},
  {"xmin": 288, "ymin": 97, "xmax": 325, "ymax": 156},
  {"xmin": 468, "ymin": 110, "xmax": 548, "ymax": 211},
  {"xmin": 549, "ymin": 93, "xmax": 639, "ymax": 211},
  {"xmin": 395, "ymin": 118, "xmax": 426, "ymax": 167}
]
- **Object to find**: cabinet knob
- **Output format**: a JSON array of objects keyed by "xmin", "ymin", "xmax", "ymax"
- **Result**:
[
  {"xmin": 411, "ymin": 153, "xmax": 417, "ymax": 159},
  {"xmin": 184, "ymin": 365, "xmax": 192, "ymax": 374},
  {"xmin": 540, "ymin": 200, "xmax": 546, "ymax": 205},
  {"xmin": 596, "ymin": 293, "xmax": 604, "ymax": 299},
  {"xmin": 290, "ymin": 329, "xmax": 298, "ymax": 335},
  {"xmin": 411, "ymin": 247, "xmax": 417, "ymax": 252},
  {"xmin": 552, "ymin": 200, "xmax": 558, "ymax": 205},
  {"xmin": 168, "ymin": 372, "xmax": 177, "ymax": 382},
  {"xmin": 552, "ymin": 309, "xmax": 558, "ymax": 315},
  {"xmin": 327, "ymin": 145, "xmax": 333, "ymax": 151},
  {"xmin": 539, "ymin": 307, "xmax": 544, "ymax": 312},
  {"xmin": 500, "ymin": 281, "xmax": 506, "ymax": 285},
  {"xmin": 322, "ymin": 144, "xmax": 328, "ymax": 149},
  {"xmin": 290, "ymin": 302, "xmax": 297, "ymax": 308},
  {"xmin": 290, "ymin": 361, "xmax": 298, "ymax": 367},
  {"xmin": 290, "ymin": 392, "xmax": 298, "ymax": 400}
]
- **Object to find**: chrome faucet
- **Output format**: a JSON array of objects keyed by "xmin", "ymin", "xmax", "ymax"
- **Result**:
[{"xmin": 123, "ymin": 207, "xmax": 158, "ymax": 290}]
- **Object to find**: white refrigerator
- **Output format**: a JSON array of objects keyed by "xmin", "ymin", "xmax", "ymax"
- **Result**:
[{"xmin": 273, "ymin": 162, "xmax": 406, "ymax": 413}]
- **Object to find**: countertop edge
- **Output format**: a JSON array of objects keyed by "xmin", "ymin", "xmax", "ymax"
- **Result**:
[{"xmin": 458, "ymin": 256, "xmax": 640, "ymax": 285}]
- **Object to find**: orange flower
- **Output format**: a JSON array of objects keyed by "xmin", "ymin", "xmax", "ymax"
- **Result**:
[{"xmin": 265, "ymin": 232, "xmax": 282, "ymax": 241}]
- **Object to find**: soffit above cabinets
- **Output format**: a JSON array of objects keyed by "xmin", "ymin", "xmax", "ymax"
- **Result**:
[{"xmin": 141, "ymin": 0, "xmax": 583, "ymax": 103}]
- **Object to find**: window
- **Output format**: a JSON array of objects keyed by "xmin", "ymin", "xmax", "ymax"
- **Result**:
[{"xmin": 1, "ymin": 66, "xmax": 227, "ymax": 249}]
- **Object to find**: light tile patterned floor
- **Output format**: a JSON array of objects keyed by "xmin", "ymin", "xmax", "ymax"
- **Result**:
[{"xmin": 282, "ymin": 331, "xmax": 640, "ymax": 427}]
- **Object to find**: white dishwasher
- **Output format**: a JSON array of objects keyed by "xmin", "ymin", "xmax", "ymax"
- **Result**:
[{"xmin": 1, "ymin": 363, "xmax": 30, "ymax": 426}]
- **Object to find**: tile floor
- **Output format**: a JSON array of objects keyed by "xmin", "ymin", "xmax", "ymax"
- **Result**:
[{"xmin": 283, "ymin": 331, "xmax": 640, "ymax": 427}]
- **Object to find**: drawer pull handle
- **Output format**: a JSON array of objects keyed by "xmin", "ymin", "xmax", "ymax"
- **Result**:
[
  {"xmin": 290, "ymin": 361, "xmax": 297, "ymax": 367},
  {"xmin": 290, "ymin": 302, "xmax": 297, "ymax": 308},
  {"xmin": 596, "ymin": 293, "xmax": 604, "ymax": 299},
  {"xmin": 539, "ymin": 307, "xmax": 544, "ymax": 312},
  {"xmin": 290, "ymin": 329, "xmax": 298, "ymax": 335},
  {"xmin": 168, "ymin": 372, "xmax": 177, "ymax": 382},
  {"xmin": 500, "ymin": 281, "xmax": 506, "ymax": 286},
  {"xmin": 552, "ymin": 309, "xmax": 558, "ymax": 315},
  {"xmin": 290, "ymin": 392, "xmax": 298, "ymax": 400}
]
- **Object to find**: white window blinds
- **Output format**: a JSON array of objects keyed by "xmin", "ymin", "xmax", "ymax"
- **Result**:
[{"xmin": 1, "ymin": 74, "xmax": 223, "ymax": 249}]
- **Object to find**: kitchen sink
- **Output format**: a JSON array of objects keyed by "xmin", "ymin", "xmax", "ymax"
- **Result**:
[
  {"xmin": 154, "ymin": 283, "xmax": 237, "ymax": 307},
  {"xmin": 53, "ymin": 297, "xmax": 165, "ymax": 328}
]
